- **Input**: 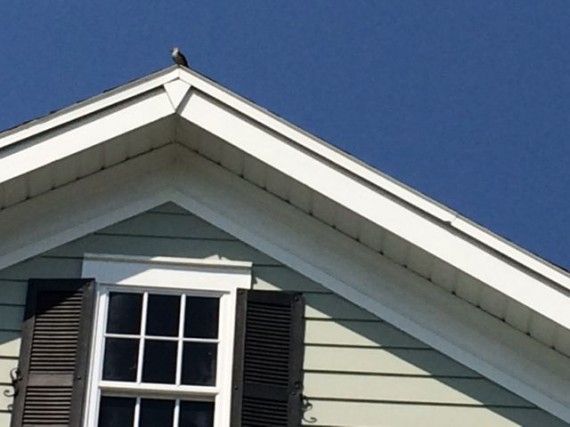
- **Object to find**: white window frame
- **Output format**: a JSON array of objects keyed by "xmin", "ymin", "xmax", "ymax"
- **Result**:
[{"xmin": 82, "ymin": 253, "xmax": 252, "ymax": 427}]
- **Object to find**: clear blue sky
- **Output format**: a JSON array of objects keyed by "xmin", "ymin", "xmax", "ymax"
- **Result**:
[{"xmin": 1, "ymin": 2, "xmax": 568, "ymax": 270}]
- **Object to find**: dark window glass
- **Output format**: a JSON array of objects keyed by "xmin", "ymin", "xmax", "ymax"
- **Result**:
[
  {"xmin": 103, "ymin": 338, "xmax": 138, "ymax": 381},
  {"xmin": 139, "ymin": 398, "xmax": 174, "ymax": 427},
  {"xmin": 142, "ymin": 340, "xmax": 177, "ymax": 383},
  {"xmin": 179, "ymin": 401, "xmax": 215, "ymax": 427},
  {"xmin": 146, "ymin": 294, "xmax": 180, "ymax": 337},
  {"xmin": 98, "ymin": 396, "xmax": 135, "ymax": 427},
  {"xmin": 182, "ymin": 343, "xmax": 217, "ymax": 386},
  {"xmin": 107, "ymin": 292, "xmax": 142, "ymax": 334},
  {"xmin": 184, "ymin": 297, "xmax": 219, "ymax": 338}
]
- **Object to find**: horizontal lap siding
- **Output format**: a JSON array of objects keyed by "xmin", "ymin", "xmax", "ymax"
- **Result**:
[
  {"xmin": 0, "ymin": 204, "xmax": 564, "ymax": 426},
  {"xmin": 305, "ymin": 401, "xmax": 566, "ymax": 427}
]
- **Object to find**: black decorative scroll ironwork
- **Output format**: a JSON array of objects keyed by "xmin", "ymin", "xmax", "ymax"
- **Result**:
[
  {"xmin": 301, "ymin": 394, "xmax": 317, "ymax": 424},
  {"xmin": 4, "ymin": 367, "xmax": 22, "ymax": 399}
]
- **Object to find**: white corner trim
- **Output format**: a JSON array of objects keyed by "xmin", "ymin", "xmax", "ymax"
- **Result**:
[{"xmin": 163, "ymin": 79, "xmax": 192, "ymax": 112}]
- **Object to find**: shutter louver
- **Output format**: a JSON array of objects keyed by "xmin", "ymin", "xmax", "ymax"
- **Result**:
[
  {"xmin": 232, "ymin": 290, "xmax": 304, "ymax": 427},
  {"xmin": 11, "ymin": 279, "xmax": 95, "ymax": 427}
]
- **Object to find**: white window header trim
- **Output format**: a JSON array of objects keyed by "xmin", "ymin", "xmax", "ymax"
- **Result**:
[{"xmin": 82, "ymin": 253, "xmax": 252, "ymax": 291}]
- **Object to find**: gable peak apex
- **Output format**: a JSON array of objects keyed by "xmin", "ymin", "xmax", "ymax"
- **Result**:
[{"xmin": 164, "ymin": 79, "xmax": 191, "ymax": 111}]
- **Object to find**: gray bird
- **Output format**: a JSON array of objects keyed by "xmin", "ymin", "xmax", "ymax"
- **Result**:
[{"xmin": 171, "ymin": 47, "xmax": 188, "ymax": 67}]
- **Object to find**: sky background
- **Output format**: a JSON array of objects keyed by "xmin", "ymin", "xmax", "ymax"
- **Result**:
[{"xmin": 0, "ymin": 2, "xmax": 568, "ymax": 270}]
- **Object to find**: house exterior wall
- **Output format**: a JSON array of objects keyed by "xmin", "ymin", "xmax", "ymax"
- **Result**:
[{"xmin": 0, "ymin": 203, "xmax": 566, "ymax": 427}]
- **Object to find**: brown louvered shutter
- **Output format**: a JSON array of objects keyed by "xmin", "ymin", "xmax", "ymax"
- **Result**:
[
  {"xmin": 231, "ymin": 290, "xmax": 304, "ymax": 427},
  {"xmin": 11, "ymin": 279, "xmax": 96, "ymax": 427}
]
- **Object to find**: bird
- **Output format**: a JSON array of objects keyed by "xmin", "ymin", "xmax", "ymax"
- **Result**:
[{"xmin": 171, "ymin": 47, "xmax": 188, "ymax": 67}]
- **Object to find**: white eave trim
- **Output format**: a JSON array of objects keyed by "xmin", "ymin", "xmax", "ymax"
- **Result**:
[
  {"xmin": 0, "ymin": 88, "xmax": 174, "ymax": 183},
  {"xmin": 0, "ymin": 65, "xmax": 567, "ymax": 326},
  {"xmin": 174, "ymin": 68, "xmax": 569, "ymax": 290},
  {"xmin": 0, "ymin": 145, "xmax": 567, "ymax": 422},
  {"xmin": 0, "ymin": 66, "xmax": 181, "ymax": 150}
]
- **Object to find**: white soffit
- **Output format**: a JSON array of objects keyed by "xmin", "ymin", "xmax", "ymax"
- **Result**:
[{"xmin": 0, "ymin": 144, "xmax": 568, "ymax": 423}]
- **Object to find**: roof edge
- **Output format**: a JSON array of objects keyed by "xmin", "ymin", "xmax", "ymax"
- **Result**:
[
  {"xmin": 0, "ymin": 64, "xmax": 567, "ymax": 291},
  {"xmin": 0, "ymin": 65, "xmax": 180, "ymax": 150},
  {"xmin": 175, "ymin": 68, "xmax": 569, "ymax": 288}
]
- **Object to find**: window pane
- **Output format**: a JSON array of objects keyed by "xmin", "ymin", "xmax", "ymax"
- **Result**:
[
  {"xmin": 182, "ymin": 343, "xmax": 217, "ymax": 386},
  {"xmin": 140, "ymin": 398, "xmax": 174, "ymax": 427},
  {"xmin": 107, "ymin": 292, "xmax": 142, "ymax": 334},
  {"xmin": 179, "ymin": 401, "xmax": 214, "ymax": 427},
  {"xmin": 98, "ymin": 396, "xmax": 135, "ymax": 427},
  {"xmin": 103, "ymin": 338, "xmax": 138, "ymax": 381},
  {"xmin": 184, "ymin": 297, "xmax": 219, "ymax": 338},
  {"xmin": 142, "ymin": 340, "xmax": 177, "ymax": 383},
  {"xmin": 146, "ymin": 294, "xmax": 180, "ymax": 337}
]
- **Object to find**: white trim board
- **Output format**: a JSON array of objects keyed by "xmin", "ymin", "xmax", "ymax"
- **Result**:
[
  {"xmin": 0, "ymin": 144, "xmax": 568, "ymax": 423},
  {"xmin": 0, "ymin": 90, "xmax": 175, "ymax": 183},
  {"xmin": 174, "ymin": 69, "xmax": 570, "ymax": 288},
  {"xmin": 82, "ymin": 253, "xmax": 252, "ymax": 290},
  {"xmin": 179, "ymin": 89, "xmax": 570, "ymax": 331}
]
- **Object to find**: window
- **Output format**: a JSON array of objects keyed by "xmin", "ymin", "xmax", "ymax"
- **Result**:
[
  {"xmin": 12, "ymin": 253, "xmax": 305, "ymax": 427},
  {"xmin": 83, "ymin": 254, "xmax": 251, "ymax": 427}
]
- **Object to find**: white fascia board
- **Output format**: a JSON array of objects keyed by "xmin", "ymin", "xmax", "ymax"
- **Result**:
[
  {"xmin": 176, "ymin": 68, "xmax": 569, "ymax": 288},
  {"xmin": 0, "ymin": 67, "xmax": 180, "ymax": 150},
  {"xmin": 451, "ymin": 216, "xmax": 570, "ymax": 287},
  {"xmin": 0, "ymin": 88, "xmax": 175, "ymax": 183},
  {"xmin": 167, "ymin": 147, "xmax": 570, "ymax": 423},
  {"xmin": 180, "ymin": 91, "xmax": 570, "ymax": 330},
  {"xmin": 176, "ymin": 69, "xmax": 455, "ymax": 222},
  {"xmin": 0, "ymin": 144, "xmax": 567, "ymax": 421}
]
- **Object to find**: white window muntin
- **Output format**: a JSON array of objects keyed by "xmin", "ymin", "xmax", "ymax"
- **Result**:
[
  {"xmin": 97, "ymin": 285, "xmax": 225, "ymax": 393},
  {"xmin": 83, "ymin": 254, "xmax": 252, "ymax": 427}
]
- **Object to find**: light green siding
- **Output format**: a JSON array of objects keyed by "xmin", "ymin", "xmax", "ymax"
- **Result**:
[{"xmin": 0, "ymin": 203, "xmax": 566, "ymax": 426}]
